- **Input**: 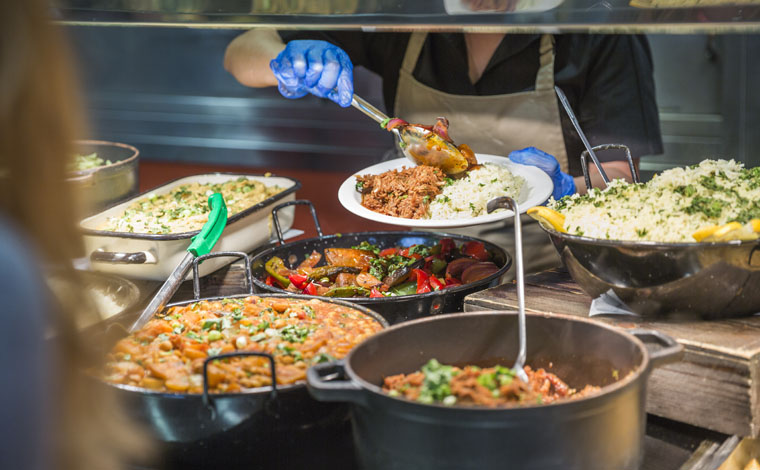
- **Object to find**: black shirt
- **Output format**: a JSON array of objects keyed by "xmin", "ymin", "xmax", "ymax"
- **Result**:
[{"xmin": 279, "ymin": 31, "xmax": 663, "ymax": 176}]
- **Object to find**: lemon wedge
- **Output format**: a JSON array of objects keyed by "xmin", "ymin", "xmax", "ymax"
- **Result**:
[
  {"xmin": 693, "ymin": 221, "xmax": 759, "ymax": 242},
  {"xmin": 527, "ymin": 206, "xmax": 566, "ymax": 233},
  {"xmin": 692, "ymin": 225, "xmax": 720, "ymax": 242}
]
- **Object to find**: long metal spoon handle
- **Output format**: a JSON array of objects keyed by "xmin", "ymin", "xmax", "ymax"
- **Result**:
[
  {"xmin": 351, "ymin": 94, "xmax": 389, "ymax": 124},
  {"xmin": 129, "ymin": 251, "xmax": 195, "ymax": 333},
  {"xmin": 554, "ymin": 86, "xmax": 610, "ymax": 185},
  {"xmin": 486, "ymin": 197, "xmax": 528, "ymax": 383}
]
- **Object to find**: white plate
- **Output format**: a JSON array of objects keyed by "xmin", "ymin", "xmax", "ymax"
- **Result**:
[
  {"xmin": 443, "ymin": 0, "xmax": 565, "ymax": 14},
  {"xmin": 337, "ymin": 154, "xmax": 553, "ymax": 229}
]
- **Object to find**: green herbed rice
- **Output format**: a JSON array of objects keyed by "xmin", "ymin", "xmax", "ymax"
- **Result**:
[{"xmin": 550, "ymin": 159, "xmax": 760, "ymax": 242}]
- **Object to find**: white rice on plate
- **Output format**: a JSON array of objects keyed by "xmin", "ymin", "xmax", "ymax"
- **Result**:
[
  {"xmin": 550, "ymin": 159, "xmax": 760, "ymax": 242},
  {"xmin": 429, "ymin": 163, "xmax": 525, "ymax": 220}
]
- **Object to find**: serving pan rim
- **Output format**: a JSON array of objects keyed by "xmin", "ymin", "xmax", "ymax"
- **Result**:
[
  {"xmin": 101, "ymin": 292, "xmax": 388, "ymax": 398},
  {"xmin": 342, "ymin": 310, "xmax": 650, "ymax": 411},
  {"xmin": 250, "ymin": 230, "xmax": 512, "ymax": 301},
  {"xmin": 542, "ymin": 225, "xmax": 760, "ymax": 248},
  {"xmin": 79, "ymin": 172, "xmax": 301, "ymax": 241},
  {"xmin": 66, "ymin": 139, "xmax": 140, "ymax": 177}
]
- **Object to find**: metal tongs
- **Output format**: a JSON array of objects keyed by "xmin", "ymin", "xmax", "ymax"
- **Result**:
[
  {"xmin": 128, "ymin": 193, "xmax": 228, "ymax": 333},
  {"xmin": 486, "ymin": 196, "xmax": 529, "ymax": 383},
  {"xmin": 351, "ymin": 94, "xmax": 470, "ymax": 175},
  {"xmin": 554, "ymin": 86, "xmax": 640, "ymax": 188}
]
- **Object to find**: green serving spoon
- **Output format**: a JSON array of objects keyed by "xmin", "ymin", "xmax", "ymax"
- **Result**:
[{"xmin": 129, "ymin": 193, "xmax": 228, "ymax": 333}]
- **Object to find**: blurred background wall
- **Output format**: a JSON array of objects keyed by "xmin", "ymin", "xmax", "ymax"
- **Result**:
[{"xmin": 67, "ymin": 27, "xmax": 760, "ymax": 177}]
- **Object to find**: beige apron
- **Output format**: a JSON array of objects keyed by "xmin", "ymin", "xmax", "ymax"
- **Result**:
[{"xmin": 394, "ymin": 33, "xmax": 569, "ymax": 279}]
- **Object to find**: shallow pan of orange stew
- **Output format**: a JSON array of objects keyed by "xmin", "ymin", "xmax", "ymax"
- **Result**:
[{"xmin": 102, "ymin": 294, "xmax": 386, "ymax": 394}]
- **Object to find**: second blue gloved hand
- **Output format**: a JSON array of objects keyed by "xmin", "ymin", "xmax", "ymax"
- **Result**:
[
  {"xmin": 509, "ymin": 147, "xmax": 576, "ymax": 200},
  {"xmin": 270, "ymin": 40, "xmax": 354, "ymax": 107}
]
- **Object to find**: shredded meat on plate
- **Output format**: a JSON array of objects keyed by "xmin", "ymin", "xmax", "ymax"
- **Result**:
[{"xmin": 357, "ymin": 166, "xmax": 445, "ymax": 219}]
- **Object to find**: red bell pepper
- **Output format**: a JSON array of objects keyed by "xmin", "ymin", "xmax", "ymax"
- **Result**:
[
  {"xmin": 400, "ymin": 247, "xmax": 422, "ymax": 259},
  {"xmin": 429, "ymin": 275, "xmax": 444, "ymax": 291},
  {"xmin": 439, "ymin": 238, "xmax": 455, "ymax": 257},
  {"xmin": 445, "ymin": 277, "xmax": 462, "ymax": 287},
  {"xmin": 288, "ymin": 273, "xmax": 309, "ymax": 289},
  {"xmin": 462, "ymin": 241, "xmax": 489, "ymax": 261},
  {"xmin": 379, "ymin": 247, "xmax": 398, "ymax": 257},
  {"xmin": 370, "ymin": 288, "xmax": 384, "ymax": 298},
  {"xmin": 302, "ymin": 282, "xmax": 318, "ymax": 296},
  {"xmin": 265, "ymin": 275, "xmax": 276, "ymax": 287},
  {"xmin": 412, "ymin": 268, "xmax": 432, "ymax": 294}
]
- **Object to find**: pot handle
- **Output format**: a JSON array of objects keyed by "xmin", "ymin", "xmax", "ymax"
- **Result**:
[
  {"xmin": 202, "ymin": 351, "xmax": 279, "ymax": 417},
  {"xmin": 628, "ymin": 328, "xmax": 683, "ymax": 369},
  {"xmin": 192, "ymin": 251, "xmax": 253, "ymax": 299},
  {"xmin": 271, "ymin": 199, "xmax": 322, "ymax": 245},
  {"xmin": 307, "ymin": 361, "xmax": 368, "ymax": 407},
  {"xmin": 90, "ymin": 250, "xmax": 157, "ymax": 264}
]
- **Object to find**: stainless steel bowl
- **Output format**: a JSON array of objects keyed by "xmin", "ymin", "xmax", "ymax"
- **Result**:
[
  {"xmin": 545, "ymin": 228, "xmax": 760, "ymax": 318},
  {"xmin": 67, "ymin": 140, "xmax": 139, "ymax": 217},
  {"xmin": 542, "ymin": 143, "xmax": 760, "ymax": 318},
  {"xmin": 47, "ymin": 270, "xmax": 141, "ymax": 329}
]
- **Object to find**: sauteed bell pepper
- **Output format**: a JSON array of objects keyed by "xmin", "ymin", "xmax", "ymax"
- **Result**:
[
  {"xmin": 462, "ymin": 241, "xmax": 489, "ymax": 261},
  {"xmin": 265, "ymin": 256, "xmax": 290, "ymax": 288},
  {"xmin": 288, "ymin": 273, "xmax": 308, "ymax": 290},
  {"xmin": 262, "ymin": 239, "xmax": 499, "ymax": 298}
]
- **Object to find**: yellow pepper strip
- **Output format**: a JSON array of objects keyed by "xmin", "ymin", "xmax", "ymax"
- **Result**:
[
  {"xmin": 692, "ymin": 221, "xmax": 760, "ymax": 242},
  {"xmin": 527, "ymin": 206, "xmax": 566, "ymax": 233}
]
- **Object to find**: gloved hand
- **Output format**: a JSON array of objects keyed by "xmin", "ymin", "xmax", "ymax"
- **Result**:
[
  {"xmin": 509, "ymin": 147, "xmax": 576, "ymax": 200},
  {"xmin": 270, "ymin": 40, "xmax": 353, "ymax": 107}
]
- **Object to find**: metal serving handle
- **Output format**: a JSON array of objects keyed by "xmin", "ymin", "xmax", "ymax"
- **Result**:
[
  {"xmin": 192, "ymin": 251, "xmax": 253, "ymax": 300},
  {"xmin": 202, "ymin": 351, "xmax": 279, "ymax": 417},
  {"xmin": 128, "ymin": 194, "xmax": 228, "ymax": 333},
  {"xmin": 486, "ymin": 196, "xmax": 529, "ymax": 383},
  {"xmin": 555, "ymin": 85, "xmax": 610, "ymax": 185},
  {"xmin": 580, "ymin": 143, "xmax": 641, "ymax": 190},
  {"xmin": 628, "ymin": 328, "xmax": 683, "ymax": 369},
  {"xmin": 271, "ymin": 199, "xmax": 323, "ymax": 246},
  {"xmin": 307, "ymin": 361, "xmax": 368, "ymax": 407},
  {"xmin": 91, "ymin": 249, "xmax": 157, "ymax": 265}
]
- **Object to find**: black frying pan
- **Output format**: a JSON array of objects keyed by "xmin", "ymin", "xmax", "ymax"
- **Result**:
[{"xmin": 250, "ymin": 201, "xmax": 512, "ymax": 324}]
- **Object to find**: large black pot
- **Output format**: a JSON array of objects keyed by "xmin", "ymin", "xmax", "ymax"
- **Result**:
[
  {"xmin": 307, "ymin": 311, "xmax": 681, "ymax": 470},
  {"xmin": 251, "ymin": 201, "xmax": 512, "ymax": 325},
  {"xmin": 102, "ymin": 292, "xmax": 387, "ymax": 470}
]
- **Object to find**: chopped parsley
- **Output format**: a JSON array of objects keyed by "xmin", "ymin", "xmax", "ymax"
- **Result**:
[
  {"xmin": 685, "ymin": 196, "xmax": 727, "ymax": 218},
  {"xmin": 351, "ymin": 241, "xmax": 380, "ymax": 254},
  {"xmin": 279, "ymin": 325, "xmax": 312, "ymax": 343},
  {"xmin": 312, "ymin": 353, "xmax": 336, "ymax": 364},
  {"xmin": 185, "ymin": 331, "xmax": 204, "ymax": 342},
  {"xmin": 417, "ymin": 359, "xmax": 457, "ymax": 405}
]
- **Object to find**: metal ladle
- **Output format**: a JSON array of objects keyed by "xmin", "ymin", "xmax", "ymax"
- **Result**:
[
  {"xmin": 351, "ymin": 94, "xmax": 470, "ymax": 175},
  {"xmin": 486, "ymin": 196, "xmax": 529, "ymax": 383}
]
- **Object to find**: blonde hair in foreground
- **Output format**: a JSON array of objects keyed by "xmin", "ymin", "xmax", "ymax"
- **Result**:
[{"xmin": 0, "ymin": 2, "xmax": 146, "ymax": 469}]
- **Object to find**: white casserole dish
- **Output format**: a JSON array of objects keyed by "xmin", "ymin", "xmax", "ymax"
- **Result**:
[{"xmin": 80, "ymin": 173, "xmax": 300, "ymax": 280}]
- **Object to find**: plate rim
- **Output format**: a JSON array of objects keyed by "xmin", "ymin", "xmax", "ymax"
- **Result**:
[{"xmin": 337, "ymin": 154, "xmax": 553, "ymax": 229}]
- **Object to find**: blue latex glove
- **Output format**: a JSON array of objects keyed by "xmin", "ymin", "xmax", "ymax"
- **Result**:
[
  {"xmin": 270, "ymin": 40, "xmax": 354, "ymax": 107},
  {"xmin": 509, "ymin": 147, "xmax": 576, "ymax": 200}
]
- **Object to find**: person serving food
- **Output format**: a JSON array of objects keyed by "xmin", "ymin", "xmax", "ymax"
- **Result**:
[{"xmin": 224, "ymin": 30, "xmax": 663, "ymax": 276}]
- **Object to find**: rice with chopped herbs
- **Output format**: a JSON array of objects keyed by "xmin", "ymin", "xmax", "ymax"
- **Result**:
[
  {"xmin": 99, "ymin": 177, "xmax": 283, "ymax": 234},
  {"xmin": 429, "ymin": 163, "xmax": 525, "ymax": 220},
  {"xmin": 550, "ymin": 159, "xmax": 760, "ymax": 242}
]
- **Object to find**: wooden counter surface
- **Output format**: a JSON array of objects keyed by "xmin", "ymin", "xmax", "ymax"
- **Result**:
[{"xmin": 464, "ymin": 269, "xmax": 760, "ymax": 439}]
